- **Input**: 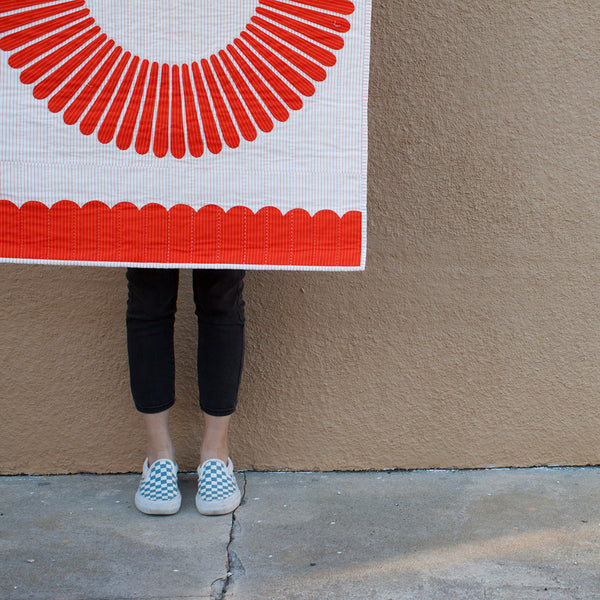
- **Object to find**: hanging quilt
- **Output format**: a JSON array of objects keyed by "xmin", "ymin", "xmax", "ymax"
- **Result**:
[{"xmin": 0, "ymin": 0, "xmax": 371, "ymax": 270}]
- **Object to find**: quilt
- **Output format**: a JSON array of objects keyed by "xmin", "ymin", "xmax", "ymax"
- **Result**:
[{"xmin": 0, "ymin": 0, "xmax": 371, "ymax": 270}]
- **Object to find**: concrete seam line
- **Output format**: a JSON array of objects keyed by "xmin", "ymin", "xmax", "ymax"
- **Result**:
[{"xmin": 211, "ymin": 471, "xmax": 247, "ymax": 600}]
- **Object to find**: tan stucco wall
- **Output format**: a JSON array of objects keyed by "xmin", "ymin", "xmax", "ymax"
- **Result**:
[{"xmin": 2, "ymin": 0, "xmax": 600, "ymax": 474}]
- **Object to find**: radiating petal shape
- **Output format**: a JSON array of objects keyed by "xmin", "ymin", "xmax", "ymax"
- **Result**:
[{"xmin": 1, "ymin": 0, "xmax": 355, "ymax": 158}]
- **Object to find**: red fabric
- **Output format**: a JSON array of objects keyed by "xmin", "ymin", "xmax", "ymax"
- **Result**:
[{"xmin": 0, "ymin": 200, "xmax": 362, "ymax": 267}]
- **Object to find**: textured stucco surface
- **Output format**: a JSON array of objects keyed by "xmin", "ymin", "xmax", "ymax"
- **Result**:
[{"xmin": 2, "ymin": 0, "xmax": 600, "ymax": 474}]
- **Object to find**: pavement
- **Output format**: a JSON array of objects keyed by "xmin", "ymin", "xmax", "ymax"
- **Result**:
[{"xmin": 2, "ymin": 468, "xmax": 600, "ymax": 600}]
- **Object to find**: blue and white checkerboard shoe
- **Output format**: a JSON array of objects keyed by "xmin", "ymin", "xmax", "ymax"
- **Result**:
[
  {"xmin": 196, "ymin": 458, "xmax": 242, "ymax": 516},
  {"xmin": 135, "ymin": 458, "xmax": 182, "ymax": 515}
]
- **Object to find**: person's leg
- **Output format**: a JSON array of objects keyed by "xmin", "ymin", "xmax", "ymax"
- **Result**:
[
  {"xmin": 143, "ymin": 411, "xmax": 175, "ymax": 465},
  {"xmin": 200, "ymin": 414, "xmax": 232, "ymax": 464},
  {"xmin": 126, "ymin": 267, "xmax": 179, "ymax": 462},
  {"xmin": 192, "ymin": 269, "xmax": 245, "ymax": 463},
  {"xmin": 126, "ymin": 267, "xmax": 181, "ymax": 515},
  {"xmin": 193, "ymin": 269, "xmax": 245, "ymax": 515}
]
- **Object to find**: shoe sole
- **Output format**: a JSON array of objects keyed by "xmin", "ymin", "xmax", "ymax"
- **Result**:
[
  {"xmin": 195, "ymin": 489, "xmax": 242, "ymax": 516},
  {"xmin": 135, "ymin": 492, "xmax": 182, "ymax": 516}
]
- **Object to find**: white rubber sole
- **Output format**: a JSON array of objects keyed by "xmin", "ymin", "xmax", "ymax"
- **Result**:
[
  {"xmin": 195, "ymin": 488, "xmax": 242, "ymax": 516},
  {"xmin": 135, "ymin": 491, "xmax": 182, "ymax": 515}
]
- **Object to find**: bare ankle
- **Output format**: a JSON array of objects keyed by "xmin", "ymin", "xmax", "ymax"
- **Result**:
[
  {"xmin": 200, "ymin": 448, "xmax": 229, "ymax": 464},
  {"xmin": 143, "ymin": 410, "xmax": 175, "ymax": 465},
  {"xmin": 148, "ymin": 444, "xmax": 176, "ymax": 466}
]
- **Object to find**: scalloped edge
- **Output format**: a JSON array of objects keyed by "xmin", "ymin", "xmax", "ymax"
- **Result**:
[{"xmin": 0, "ymin": 199, "xmax": 363, "ymax": 268}]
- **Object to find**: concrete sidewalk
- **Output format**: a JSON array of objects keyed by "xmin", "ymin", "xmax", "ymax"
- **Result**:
[{"xmin": 2, "ymin": 468, "xmax": 600, "ymax": 600}]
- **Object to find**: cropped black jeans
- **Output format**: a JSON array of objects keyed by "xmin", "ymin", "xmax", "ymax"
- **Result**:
[{"xmin": 126, "ymin": 268, "xmax": 245, "ymax": 416}]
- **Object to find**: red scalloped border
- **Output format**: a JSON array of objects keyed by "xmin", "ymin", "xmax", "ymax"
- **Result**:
[{"xmin": 0, "ymin": 200, "xmax": 362, "ymax": 267}]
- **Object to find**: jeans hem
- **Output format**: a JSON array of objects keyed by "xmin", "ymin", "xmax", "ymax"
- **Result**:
[
  {"xmin": 200, "ymin": 406, "xmax": 237, "ymax": 417},
  {"xmin": 134, "ymin": 401, "xmax": 175, "ymax": 415}
]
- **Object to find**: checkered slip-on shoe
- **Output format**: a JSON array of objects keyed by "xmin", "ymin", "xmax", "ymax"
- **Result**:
[
  {"xmin": 135, "ymin": 458, "xmax": 182, "ymax": 515},
  {"xmin": 196, "ymin": 458, "xmax": 242, "ymax": 516}
]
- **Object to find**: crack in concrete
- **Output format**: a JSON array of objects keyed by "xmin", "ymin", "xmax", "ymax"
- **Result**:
[{"xmin": 211, "ymin": 472, "xmax": 247, "ymax": 600}]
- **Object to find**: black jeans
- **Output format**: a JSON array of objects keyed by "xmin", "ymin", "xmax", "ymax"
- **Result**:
[{"xmin": 126, "ymin": 268, "xmax": 245, "ymax": 416}]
